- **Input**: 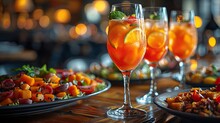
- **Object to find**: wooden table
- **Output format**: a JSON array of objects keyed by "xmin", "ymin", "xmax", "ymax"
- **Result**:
[{"xmin": 2, "ymin": 77, "xmax": 197, "ymax": 123}]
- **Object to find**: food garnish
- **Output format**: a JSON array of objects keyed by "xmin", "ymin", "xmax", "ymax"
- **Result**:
[
  {"xmin": 109, "ymin": 11, "xmax": 126, "ymax": 20},
  {"xmin": 150, "ymin": 12, "xmax": 160, "ymax": 20},
  {"xmin": 124, "ymin": 28, "xmax": 142, "ymax": 44},
  {"xmin": 0, "ymin": 65, "xmax": 107, "ymax": 106}
]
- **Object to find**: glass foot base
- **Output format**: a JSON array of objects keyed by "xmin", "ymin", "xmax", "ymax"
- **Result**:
[
  {"xmin": 107, "ymin": 107, "xmax": 147, "ymax": 120},
  {"xmin": 136, "ymin": 92, "xmax": 158, "ymax": 104}
]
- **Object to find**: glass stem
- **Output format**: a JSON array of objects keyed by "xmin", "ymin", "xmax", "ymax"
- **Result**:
[
  {"xmin": 149, "ymin": 66, "xmax": 158, "ymax": 97},
  {"xmin": 179, "ymin": 61, "xmax": 185, "ymax": 88},
  {"xmin": 122, "ymin": 71, "xmax": 132, "ymax": 109}
]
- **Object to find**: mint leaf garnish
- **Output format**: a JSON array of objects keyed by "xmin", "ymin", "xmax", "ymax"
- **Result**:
[
  {"xmin": 150, "ymin": 12, "xmax": 160, "ymax": 20},
  {"xmin": 109, "ymin": 11, "xmax": 126, "ymax": 20}
]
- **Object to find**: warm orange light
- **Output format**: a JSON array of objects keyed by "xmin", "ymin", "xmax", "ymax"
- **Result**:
[
  {"xmin": 208, "ymin": 36, "xmax": 216, "ymax": 47},
  {"xmin": 105, "ymin": 26, "xmax": 109, "ymax": 35},
  {"xmin": 93, "ymin": 0, "xmax": 109, "ymax": 14},
  {"xmin": 2, "ymin": 12, "xmax": 11, "ymax": 29},
  {"xmin": 194, "ymin": 16, "xmax": 202, "ymax": 28},
  {"xmin": 17, "ymin": 14, "xmax": 26, "ymax": 29},
  {"xmin": 190, "ymin": 59, "xmax": 198, "ymax": 71},
  {"xmin": 39, "ymin": 15, "xmax": 50, "ymax": 28},
  {"xmin": 33, "ymin": 9, "xmax": 44, "ymax": 20},
  {"xmin": 75, "ymin": 23, "xmax": 87, "ymax": 35},
  {"xmin": 25, "ymin": 18, "xmax": 34, "ymax": 30},
  {"xmin": 69, "ymin": 26, "xmax": 79, "ymax": 39},
  {"xmin": 54, "ymin": 9, "xmax": 71, "ymax": 23},
  {"xmin": 15, "ymin": 0, "xmax": 33, "ymax": 12}
]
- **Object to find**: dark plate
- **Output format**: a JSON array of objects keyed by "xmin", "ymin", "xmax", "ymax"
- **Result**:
[
  {"xmin": 185, "ymin": 81, "xmax": 215, "ymax": 87},
  {"xmin": 154, "ymin": 89, "xmax": 220, "ymax": 122},
  {"xmin": 0, "ymin": 101, "xmax": 77, "ymax": 117},
  {"xmin": 0, "ymin": 80, "xmax": 111, "ymax": 117}
]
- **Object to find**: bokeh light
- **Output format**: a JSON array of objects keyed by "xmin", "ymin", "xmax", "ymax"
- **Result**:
[
  {"xmin": 85, "ymin": 3, "xmax": 100, "ymax": 23},
  {"xmin": 190, "ymin": 59, "xmax": 198, "ymax": 71},
  {"xmin": 2, "ymin": 12, "xmax": 11, "ymax": 29},
  {"xmin": 17, "ymin": 13, "xmax": 28, "ymax": 29},
  {"xmin": 25, "ymin": 18, "xmax": 34, "ymax": 30},
  {"xmin": 54, "ymin": 9, "xmax": 71, "ymax": 23},
  {"xmin": 69, "ymin": 26, "xmax": 79, "ymax": 39},
  {"xmin": 208, "ymin": 36, "xmax": 216, "ymax": 47},
  {"xmin": 93, "ymin": 0, "xmax": 109, "ymax": 15},
  {"xmin": 39, "ymin": 15, "xmax": 50, "ymax": 28},
  {"xmin": 105, "ymin": 26, "xmax": 109, "ymax": 35},
  {"xmin": 14, "ymin": 0, "xmax": 34, "ymax": 12},
  {"xmin": 75, "ymin": 23, "xmax": 87, "ymax": 36},
  {"xmin": 33, "ymin": 9, "xmax": 44, "ymax": 20},
  {"xmin": 194, "ymin": 16, "xmax": 202, "ymax": 28}
]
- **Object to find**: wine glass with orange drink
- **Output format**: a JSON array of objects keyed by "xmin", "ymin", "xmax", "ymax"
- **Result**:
[
  {"xmin": 106, "ymin": 3, "xmax": 147, "ymax": 119},
  {"xmin": 169, "ymin": 10, "xmax": 197, "ymax": 89},
  {"xmin": 136, "ymin": 7, "xmax": 168, "ymax": 104}
]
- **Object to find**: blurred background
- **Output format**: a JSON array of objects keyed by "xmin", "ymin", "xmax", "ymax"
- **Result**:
[{"xmin": 0, "ymin": 0, "xmax": 219, "ymax": 73}]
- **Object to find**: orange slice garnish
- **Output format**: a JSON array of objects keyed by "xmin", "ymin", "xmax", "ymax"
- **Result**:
[
  {"xmin": 124, "ymin": 28, "xmax": 142, "ymax": 44},
  {"xmin": 147, "ymin": 32, "xmax": 166, "ymax": 49},
  {"xmin": 108, "ymin": 24, "xmax": 128, "ymax": 49}
]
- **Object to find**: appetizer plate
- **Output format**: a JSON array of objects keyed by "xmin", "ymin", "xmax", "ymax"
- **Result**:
[
  {"xmin": 171, "ymin": 72, "xmax": 216, "ymax": 87},
  {"xmin": 0, "ymin": 80, "xmax": 111, "ymax": 117},
  {"xmin": 154, "ymin": 89, "xmax": 220, "ymax": 122},
  {"xmin": 103, "ymin": 69, "xmax": 162, "ymax": 85}
]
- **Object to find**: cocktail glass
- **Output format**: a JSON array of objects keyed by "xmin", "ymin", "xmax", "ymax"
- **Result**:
[
  {"xmin": 106, "ymin": 3, "xmax": 147, "ymax": 119},
  {"xmin": 136, "ymin": 7, "xmax": 168, "ymax": 104},
  {"xmin": 169, "ymin": 10, "xmax": 198, "ymax": 89}
]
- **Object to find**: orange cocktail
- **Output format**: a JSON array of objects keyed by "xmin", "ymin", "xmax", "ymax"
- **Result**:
[
  {"xmin": 169, "ymin": 23, "xmax": 197, "ymax": 61},
  {"xmin": 136, "ymin": 7, "xmax": 168, "ymax": 104},
  {"xmin": 144, "ymin": 20, "xmax": 168, "ymax": 63},
  {"xmin": 107, "ymin": 19, "xmax": 146, "ymax": 71}
]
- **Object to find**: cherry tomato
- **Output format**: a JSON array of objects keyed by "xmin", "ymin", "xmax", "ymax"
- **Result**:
[
  {"xmin": 125, "ymin": 15, "xmax": 137, "ymax": 24},
  {"xmin": 192, "ymin": 90, "xmax": 201, "ymax": 102},
  {"xmin": 41, "ymin": 85, "xmax": 53, "ymax": 94},
  {"xmin": 0, "ymin": 90, "xmax": 14, "ymax": 102},
  {"xmin": 94, "ymin": 78, "xmax": 103, "ymax": 83},
  {"xmin": 215, "ymin": 77, "xmax": 220, "ymax": 85},
  {"xmin": 215, "ymin": 95, "xmax": 220, "ymax": 103},
  {"xmin": 1, "ymin": 79, "xmax": 15, "ymax": 90},
  {"xmin": 77, "ymin": 85, "xmax": 94, "ymax": 94},
  {"xmin": 216, "ymin": 84, "xmax": 220, "ymax": 92}
]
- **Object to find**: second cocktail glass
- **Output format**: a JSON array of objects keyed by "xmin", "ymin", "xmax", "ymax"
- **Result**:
[
  {"xmin": 169, "ymin": 10, "xmax": 197, "ymax": 89},
  {"xmin": 106, "ymin": 3, "xmax": 147, "ymax": 119},
  {"xmin": 136, "ymin": 7, "xmax": 168, "ymax": 104}
]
